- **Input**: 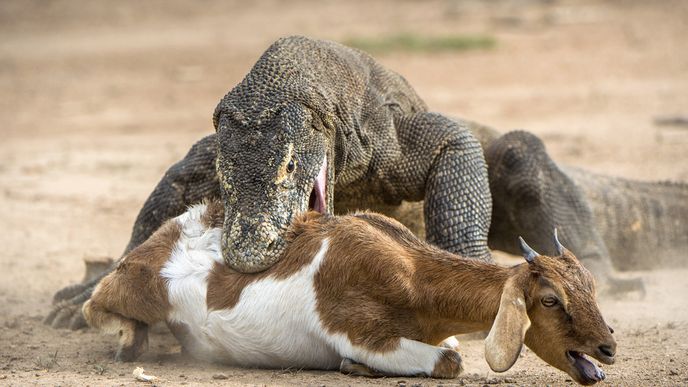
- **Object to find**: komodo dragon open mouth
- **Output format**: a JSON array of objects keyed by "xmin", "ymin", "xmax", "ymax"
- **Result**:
[
  {"xmin": 567, "ymin": 350, "xmax": 606, "ymax": 384},
  {"xmin": 308, "ymin": 156, "xmax": 327, "ymax": 214}
]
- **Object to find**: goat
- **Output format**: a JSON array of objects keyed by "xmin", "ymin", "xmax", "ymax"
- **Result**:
[{"xmin": 83, "ymin": 200, "xmax": 616, "ymax": 385}]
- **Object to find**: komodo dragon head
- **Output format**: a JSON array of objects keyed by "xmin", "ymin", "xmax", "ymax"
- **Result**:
[
  {"xmin": 210, "ymin": 36, "xmax": 370, "ymax": 273},
  {"xmin": 214, "ymin": 76, "xmax": 342, "ymax": 273},
  {"xmin": 212, "ymin": 99, "xmax": 336, "ymax": 273}
]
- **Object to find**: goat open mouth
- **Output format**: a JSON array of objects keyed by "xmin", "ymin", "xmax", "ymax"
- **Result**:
[
  {"xmin": 567, "ymin": 351, "xmax": 605, "ymax": 384},
  {"xmin": 308, "ymin": 155, "xmax": 327, "ymax": 214}
]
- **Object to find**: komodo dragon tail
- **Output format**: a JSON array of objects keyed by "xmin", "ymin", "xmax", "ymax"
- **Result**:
[{"xmin": 565, "ymin": 167, "xmax": 688, "ymax": 270}]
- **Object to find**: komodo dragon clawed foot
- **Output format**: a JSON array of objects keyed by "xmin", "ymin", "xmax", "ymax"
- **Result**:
[
  {"xmin": 51, "ymin": 256, "xmax": 113, "ymax": 305},
  {"xmin": 46, "ymin": 257, "xmax": 115, "ymax": 329},
  {"xmin": 44, "ymin": 297, "xmax": 89, "ymax": 330},
  {"xmin": 51, "ymin": 282, "xmax": 89, "ymax": 305}
]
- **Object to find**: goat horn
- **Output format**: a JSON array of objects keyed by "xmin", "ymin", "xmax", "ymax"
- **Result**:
[
  {"xmin": 518, "ymin": 236, "xmax": 539, "ymax": 263},
  {"xmin": 553, "ymin": 228, "xmax": 565, "ymax": 255}
]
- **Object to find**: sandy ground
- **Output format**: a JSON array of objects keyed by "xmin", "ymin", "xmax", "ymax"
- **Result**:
[{"xmin": 1, "ymin": 0, "xmax": 687, "ymax": 385}]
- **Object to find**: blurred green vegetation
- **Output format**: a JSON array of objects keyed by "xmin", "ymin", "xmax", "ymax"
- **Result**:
[{"xmin": 343, "ymin": 33, "xmax": 496, "ymax": 54}]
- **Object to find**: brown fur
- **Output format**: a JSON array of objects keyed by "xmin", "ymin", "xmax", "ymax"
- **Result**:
[
  {"xmin": 81, "ymin": 299, "xmax": 149, "ymax": 361},
  {"xmin": 339, "ymin": 358, "xmax": 385, "ymax": 377},
  {"xmin": 87, "ymin": 219, "xmax": 180, "ymax": 324},
  {"xmin": 313, "ymin": 212, "xmax": 509, "ymax": 351},
  {"xmin": 299, "ymin": 211, "xmax": 614, "ymax": 383}
]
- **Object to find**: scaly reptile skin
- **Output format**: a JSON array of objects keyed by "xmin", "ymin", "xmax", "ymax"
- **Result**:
[
  {"xmin": 48, "ymin": 35, "xmax": 682, "ymax": 329},
  {"xmin": 564, "ymin": 168, "xmax": 688, "ymax": 270},
  {"xmin": 471, "ymin": 126, "xmax": 686, "ymax": 276}
]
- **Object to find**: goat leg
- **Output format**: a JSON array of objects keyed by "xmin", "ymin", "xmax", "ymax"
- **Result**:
[{"xmin": 82, "ymin": 299, "xmax": 150, "ymax": 362}]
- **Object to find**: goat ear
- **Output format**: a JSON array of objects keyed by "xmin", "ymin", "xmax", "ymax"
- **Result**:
[{"xmin": 484, "ymin": 278, "xmax": 531, "ymax": 372}]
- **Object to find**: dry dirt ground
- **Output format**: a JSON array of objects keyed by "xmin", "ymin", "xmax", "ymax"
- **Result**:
[{"xmin": 1, "ymin": 0, "xmax": 687, "ymax": 386}]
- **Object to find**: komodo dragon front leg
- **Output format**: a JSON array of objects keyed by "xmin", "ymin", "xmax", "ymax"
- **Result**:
[
  {"xmin": 45, "ymin": 135, "xmax": 219, "ymax": 329},
  {"xmin": 384, "ymin": 113, "xmax": 492, "ymax": 260}
]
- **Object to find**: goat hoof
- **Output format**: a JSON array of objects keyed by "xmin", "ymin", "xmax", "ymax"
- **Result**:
[
  {"xmin": 339, "ymin": 358, "xmax": 384, "ymax": 378},
  {"xmin": 115, "ymin": 323, "xmax": 149, "ymax": 362},
  {"xmin": 431, "ymin": 349, "xmax": 464, "ymax": 379},
  {"xmin": 115, "ymin": 340, "xmax": 147, "ymax": 362}
]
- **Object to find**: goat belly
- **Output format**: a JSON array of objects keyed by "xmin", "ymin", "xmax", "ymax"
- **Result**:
[
  {"xmin": 200, "ymin": 277, "xmax": 342, "ymax": 369},
  {"xmin": 160, "ymin": 211, "xmax": 341, "ymax": 369}
]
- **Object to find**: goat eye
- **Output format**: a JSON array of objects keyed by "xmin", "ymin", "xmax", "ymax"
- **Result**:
[
  {"xmin": 541, "ymin": 296, "xmax": 558, "ymax": 307},
  {"xmin": 286, "ymin": 159, "xmax": 295, "ymax": 173}
]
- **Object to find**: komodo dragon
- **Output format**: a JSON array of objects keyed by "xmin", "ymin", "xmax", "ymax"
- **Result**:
[{"xmin": 47, "ymin": 36, "xmax": 685, "ymax": 329}]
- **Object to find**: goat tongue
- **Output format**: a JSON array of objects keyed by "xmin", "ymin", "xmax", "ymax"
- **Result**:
[{"xmin": 570, "ymin": 351, "xmax": 605, "ymax": 382}]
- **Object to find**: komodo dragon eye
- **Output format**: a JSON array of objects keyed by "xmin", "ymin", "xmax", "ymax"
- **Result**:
[
  {"xmin": 286, "ymin": 159, "xmax": 295, "ymax": 173},
  {"xmin": 541, "ymin": 296, "xmax": 558, "ymax": 307}
]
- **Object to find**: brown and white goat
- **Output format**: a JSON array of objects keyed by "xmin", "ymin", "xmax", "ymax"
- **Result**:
[{"xmin": 83, "ymin": 200, "xmax": 616, "ymax": 385}]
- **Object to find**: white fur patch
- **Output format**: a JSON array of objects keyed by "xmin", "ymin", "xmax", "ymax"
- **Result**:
[
  {"xmin": 441, "ymin": 336, "xmax": 460, "ymax": 350},
  {"xmin": 160, "ymin": 206, "xmax": 224, "ymax": 356},
  {"xmin": 202, "ymin": 238, "xmax": 340, "ymax": 368},
  {"xmin": 162, "ymin": 233, "xmax": 341, "ymax": 369},
  {"xmin": 176, "ymin": 203, "xmax": 213, "ymax": 240}
]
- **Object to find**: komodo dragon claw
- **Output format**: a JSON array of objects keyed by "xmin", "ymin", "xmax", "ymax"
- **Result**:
[{"xmin": 44, "ymin": 298, "xmax": 89, "ymax": 330}]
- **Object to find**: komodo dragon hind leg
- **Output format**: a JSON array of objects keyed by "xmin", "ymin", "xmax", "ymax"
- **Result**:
[
  {"xmin": 484, "ymin": 130, "xmax": 644, "ymax": 296},
  {"xmin": 45, "ymin": 135, "xmax": 220, "ymax": 329}
]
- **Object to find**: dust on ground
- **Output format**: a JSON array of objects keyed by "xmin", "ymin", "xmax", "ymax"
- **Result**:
[{"xmin": 1, "ymin": 0, "xmax": 687, "ymax": 385}]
